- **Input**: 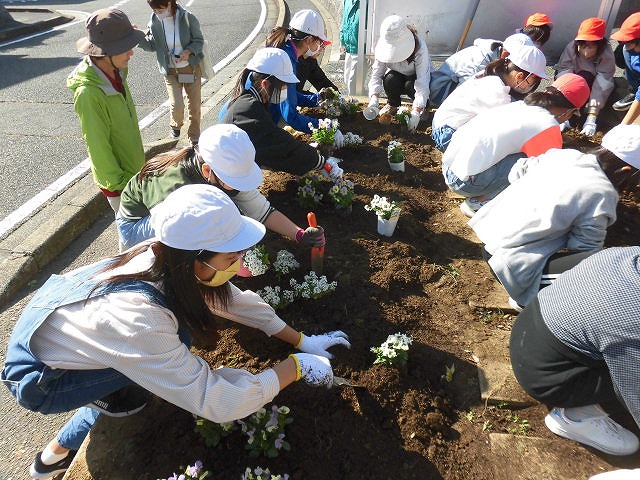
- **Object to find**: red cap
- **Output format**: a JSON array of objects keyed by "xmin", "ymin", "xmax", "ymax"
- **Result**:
[
  {"xmin": 552, "ymin": 73, "xmax": 591, "ymax": 108},
  {"xmin": 611, "ymin": 12, "xmax": 640, "ymax": 42},
  {"xmin": 576, "ymin": 18, "xmax": 606, "ymax": 41},
  {"xmin": 524, "ymin": 13, "xmax": 553, "ymax": 28}
]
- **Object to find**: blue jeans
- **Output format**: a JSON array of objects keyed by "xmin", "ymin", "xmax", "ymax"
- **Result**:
[
  {"xmin": 443, "ymin": 152, "xmax": 525, "ymax": 198},
  {"xmin": 432, "ymin": 125, "xmax": 456, "ymax": 152},
  {"xmin": 1, "ymin": 262, "xmax": 171, "ymax": 450},
  {"xmin": 116, "ymin": 216, "xmax": 154, "ymax": 250}
]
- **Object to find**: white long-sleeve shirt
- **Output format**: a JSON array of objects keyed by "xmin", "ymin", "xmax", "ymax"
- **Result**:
[
  {"xmin": 468, "ymin": 148, "xmax": 618, "ymax": 306},
  {"xmin": 30, "ymin": 246, "xmax": 286, "ymax": 423},
  {"xmin": 368, "ymin": 35, "xmax": 431, "ymax": 110}
]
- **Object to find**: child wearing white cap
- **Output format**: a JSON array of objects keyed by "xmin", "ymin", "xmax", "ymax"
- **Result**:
[
  {"xmin": 469, "ymin": 124, "xmax": 640, "ymax": 310},
  {"xmin": 366, "ymin": 15, "xmax": 431, "ymax": 131},
  {"xmin": 117, "ymin": 123, "xmax": 326, "ymax": 251},
  {"xmin": 442, "ymin": 73, "xmax": 591, "ymax": 216},
  {"xmin": 263, "ymin": 9, "xmax": 335, "ymax": 134},
  {"xmin": 220, "ymin": 47, "xmax": 343, "ymax": 180},
  {"xmin": 2, "ymin": 184, "xmax": 349, "ymax": 479},
  {"xmin": 555, "ymin": 17, "xmax": 615, "ymax": 136},
  {"xmin": 432, "ymin": 42, "xmax": 547, "ymax": 152},
  {"xmin": 429, "ymin": 32, "xmax": 535, "ymax": 107}
]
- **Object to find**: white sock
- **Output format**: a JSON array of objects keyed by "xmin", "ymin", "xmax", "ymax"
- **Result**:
[
  {"xmin": 40, "ymin": 447, "xmax": 69, "ymax": 465},
  {"xmin": 563, "ymin": 404, "xmax": 605, "ymax": 422}
]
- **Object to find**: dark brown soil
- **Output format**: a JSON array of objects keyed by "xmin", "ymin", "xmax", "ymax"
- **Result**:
[{"xmin": 80, "ymin": 109, "xmax": 640, "ymax": 480}]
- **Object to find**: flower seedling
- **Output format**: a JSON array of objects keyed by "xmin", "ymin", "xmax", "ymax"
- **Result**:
[
  {"xmin": 243, "ymin": 244, "xmax": 270, "ymax": 276},
  {"xmin": 194, "ymin": 417, "xmax": 237, "ymax": 447},
  {"xmin": 387, "ymin": 140, "xmax": 405, "ymax": 164},
  {"xmin": 371, "ymin": 332, "xmax": 413, "ymax": 368},
  {"xmin": 508, "ymin": 413, "xmax": 530, "ymax": 436},
  {"xmin": 364, "ymin": 194, "xmax": 402, "ymax": 220},
  {"xmin": 256, "ymin": 285, "xmax": 297, "ymax": 310},
  {"xmin": 161, "ymin": 460, "xmax": 211, "ymax": 480},
  {"xmin": 242, "ymin": 466, "xmax": 290, "ymax": 480},
  {"xmin": 289, "ymin": 271, "xmax": 337, "ymax": 300},
  {"xmin": 238, "ymin": 405, "xmax": 293, "ymax": 458},
  {"xmin": 395, "ymin": 106, "xmax": 411, "ymax": 126},
  {"xmin": 272, "ymin": 250, "xmax": 300, "ymax": 279},
  {"xmin": 296, "ymin": 172, "xmax": 324, "ymax": 210},
  {"xmin": 441, "ymin": 363, "xmax": 456, "ymax": 383},
  {"xmin": 308, "ymin": 118, "xmax": 339, "ymax": 146},
  {"xmin": 342, "ymin": 131, "xmax": 363, "ymax": 148},
  {"xmin": 328, "ymin": 178, "xmax": 355, "ymax": 210}
]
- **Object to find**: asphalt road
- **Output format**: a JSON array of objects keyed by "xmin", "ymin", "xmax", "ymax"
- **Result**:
[{"xmin": 0, "ymin": 0, "xmax": 261, "ymax": 222}]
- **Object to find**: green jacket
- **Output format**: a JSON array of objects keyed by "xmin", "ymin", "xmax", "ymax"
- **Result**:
[
  {"xmin": 340, "ymin": 0, "xmax": 359, "ymax": 54},
  {"xmin": 67, "ymin": 57, "xmax": 145, "ymax": 193}
]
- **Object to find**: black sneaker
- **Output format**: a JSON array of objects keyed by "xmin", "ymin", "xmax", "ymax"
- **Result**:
[
  {"xmin": 29, "ymin": 450, "xmax": 77, "ymax": 479},
  {"xmin": 86, "ymin": 385, "xmax": 149, "ymax": 417},
  {"xmin": 613, "ymin": 93, "xmax": 635, "ymax": 111},
  {"xmin": 170, "ymin": 128, "xmax": 180, "ymax": 138}
]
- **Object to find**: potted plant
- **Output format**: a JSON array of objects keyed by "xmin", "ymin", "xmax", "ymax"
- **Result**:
[
  {"xmin": 387, "ymin": 140, "xmax": 405, "ymax": 172},
  {"xmin": 327, "ymin": 178, "xmax": 355, "ymax": 216},
  {"xmin": 364, "ymin": 194, "xmax": 402, "ymax": 237},
  {"xmin": 395, "ymin": 106, "xmax": 411, "ymax": 128},
  {"xmin": 308, "ymin": 118, "xmax": 339, "ymax": 157}
]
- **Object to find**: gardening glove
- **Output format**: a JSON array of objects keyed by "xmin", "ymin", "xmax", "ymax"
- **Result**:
[
  {"xmin": 559, "ymin": 120, "xmax": 571, "ymax": 132},
  {"xmin": 369, "ymin": 96, "xmax": 379, "ymax": 109},
  {"xmin": 321, "ymin": 157, "xmax": 343, "ymax": 182},
  {"xmin": 297, "ymin": 226, "xmax": 325, "ymax": 247},
  {"xmin": 297, "ymin": 331, "xmax": 351, "ymax": 359},
  {"xmin": 407, "ymin": 110, "xmax": 421, "ymax": 132},
  {"xmin": 290, "ymin": 353, "xmax": 334, "ymax": 388},
  {"xmin": 334, "ymin": 129, "xmax": 345, "ymax": 148},
  {"xmin": 580, "ymin": 115, "xmax": 597, "ymax": 136}
]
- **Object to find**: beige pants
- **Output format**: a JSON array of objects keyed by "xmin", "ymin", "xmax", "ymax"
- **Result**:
[{"xmin": 164, "ymin": 63, "xmax": 202, "ymax": 143}]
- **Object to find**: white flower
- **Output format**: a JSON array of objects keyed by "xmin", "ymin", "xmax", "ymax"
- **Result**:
[
  {"xmin": 243, "ymin": 245, "xmax": 270, "ymax": 275},
  {"xmin": 273, "ymin": 250, "xmax": 300, "ymax": 276},
  {"xmin": 364, "ymin": 194, "xmax": 401, "ymax": 220}
]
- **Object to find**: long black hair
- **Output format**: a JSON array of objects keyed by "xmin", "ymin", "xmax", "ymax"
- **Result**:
[
  {"xmin": 137, "ymin": 146, "xmax": 199, "ymax": 183},
  {"xmin": 589, "ymin": 146, "xmax": 639, "ymax": 193},
  {"xmin": 524, "ymin": 86, "xmax": 575, "ymax": 111},
  {"xmin": 92, "ymin": 242, "xmax": 231, "ymax": 337},
  {"xmin": 483, "ymin": 57, "xmax": 542, "ymax": 92},
  {"xmin": 228, "ymin": 69, "xmax": 285, "ymax": 107}
]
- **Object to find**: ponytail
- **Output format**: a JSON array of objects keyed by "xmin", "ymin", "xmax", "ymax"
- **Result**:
[{"xmin": 265, "ymin": 26, "xmax": 290, "ymax": 49}]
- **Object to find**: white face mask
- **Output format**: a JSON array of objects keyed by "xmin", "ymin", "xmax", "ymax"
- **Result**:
[
  {"xmin": 155, "ymin": 8, "xmax": 170, "ymax": 19},
  {"xmin": 304, "ymin": 45, "xmax": 321, "ymax": 58},
  {"xmin": 270, "ymin": 86, "xmax": 288, "ymax": 104}
]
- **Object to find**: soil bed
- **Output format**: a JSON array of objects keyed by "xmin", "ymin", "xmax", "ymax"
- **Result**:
[{"xmin": 79, "ymin": 109, "xmax": 640, "ymax": 480}]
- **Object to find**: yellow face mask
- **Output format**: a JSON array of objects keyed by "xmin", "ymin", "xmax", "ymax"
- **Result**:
[{"xmin": 196, "ymin": 258, "xmax": 241, "ymax": 287}]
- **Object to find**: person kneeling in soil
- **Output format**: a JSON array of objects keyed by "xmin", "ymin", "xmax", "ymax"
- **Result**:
[
  {"xmin": 510, "ymin": 246, "xmax": 640, "ymax": 457},
  {"xmin": 219, "ymin": 47, "xmax": 343, "ymax": 180},
  {"xmin": 468, "ymin": 124, "xmax": 640, "ymax": 310},
  {"xmin": 1, "ymin": 184, "xmax": 350, "ymax": 480},
  {"xmin": 116, "ymin": 123, "xmax": 325, "ymax": 251},
  {"xmin": 442, "ymin": 73, "xmax": 590, "ymax": 217}
]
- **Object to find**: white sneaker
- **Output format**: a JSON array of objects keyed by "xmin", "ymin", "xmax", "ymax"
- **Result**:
[
  {"xmin": 508, "ymin": 297, "xmax": 523, "ymax": 312},
  {"xmin": 589, "ymin": 469, "xmax": 640, "ymax": 480},
  {"xmin": 545, "ymin": 407, "xmax": 640, "ymax": 456},
  {"xmin": 459, "ymin": 197, "xmax": 488, "ymax": 217}
]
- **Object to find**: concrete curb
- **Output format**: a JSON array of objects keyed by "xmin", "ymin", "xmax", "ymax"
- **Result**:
[
  {"xmin": 0, "ymin": 7, "xmax": 73, "ymax": 42},
  {"xmin": 0, "ymin": 138, "xmax": 177, "ymax": 309}
]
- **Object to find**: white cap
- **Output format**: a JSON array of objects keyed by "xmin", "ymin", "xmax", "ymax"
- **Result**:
[
  {"xmin": 374, "ymin": 15, "xmax": 415, "ymax": 63},
  {"xmin": 246, "ymin": 47, "xmax": 299, "ymax": 84},
  {"xmin": 198, "ymin": 124, "xmax": 262, "ymax": 192},
  {"xmin": 502, "ymin": 33, "xmax": 534, "ymax": 55},
  {"xmin": 150, "ymin": 184, "xmax": 266, "ymax": 253},
  {"xmin": 506, "ymin": 44, "xmax": 548, "ymax": 79},
  {"xmin": 601, "ymin": 124, "xmax": 640, "ymax": 169},
  {"xmin": 289, "ymin": 9, "xmax": 328, "ymax": 42}
]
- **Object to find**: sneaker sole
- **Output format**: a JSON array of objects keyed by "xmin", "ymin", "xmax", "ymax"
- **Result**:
[
  {"xmin": 29, "ymin": 464, "xmax": 68, "ymax": 479},
  {"xmin": 459, "ymin": 201, "xmax": 475, "ymax": 218},
  {"xmin": 612, "ymin": 104, "xmax": 632, "ymax": 112},
  {"xmin": 86, "ymin": 401, "xmax": 147, "ymax": 417},
  {"xmin": 544, "ymin": 414, "xmax": 638, "ymax": 456}
]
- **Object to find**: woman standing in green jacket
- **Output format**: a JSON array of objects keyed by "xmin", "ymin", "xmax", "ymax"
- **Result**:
[
  {"xmin": 139, "ymin": 0, "xmax": 205, "ymax": 145},
  {"xmin": 67, "ymin": 8, "xmax": 146, "ymax": 213},
  {"xmin": 340, "ymin": 0, "xmax": 359, "ymax": 96}
]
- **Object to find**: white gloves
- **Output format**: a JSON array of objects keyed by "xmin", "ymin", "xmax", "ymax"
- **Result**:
[
  {"xmin": 298, "ymin": 331, "xmax": 351, "ymax": 358},
  {"xmin": 334, "ymin": 129, "xmax": 345, "ymax": 148},
  {"xmin": 407, "ymin": 110, "xmax": 421, "ymax": 131},
  {"xmin": 290, "ymin": 353, "xmax": 334, "ymax": 387},
  {"xmin": 363, "ymin": 97, "xmax": 380, "ymax": 120},
  {"xmin": 322, "ymin": 157, "xmax": 343, "ymax": 182},
  {"xmin": 368, "ymin": 96, "xmax": 379, "ymax": 109},
  {"xmin": 581, "ymin": 115, "xmax": 597, "ymax": 136},
  {"xmin": 559, "ymin": 120, "xmax": 571, "ymax": 132}
]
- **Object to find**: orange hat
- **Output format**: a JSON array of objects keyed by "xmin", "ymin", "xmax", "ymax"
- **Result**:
[
  {"xmin": 524, "ymin": 13, "xmax": 553, "ymax": 28},
  {"xmin": 576, "ymin": 18, "xmax": 606, "ymax": 41},
  {"xmin": 611, "ymin": 12, "xmax": 640, "ymax": 42},
  {"xmin": 552, "ymin": 73, "xmax": 590, "ymax": 108}
]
